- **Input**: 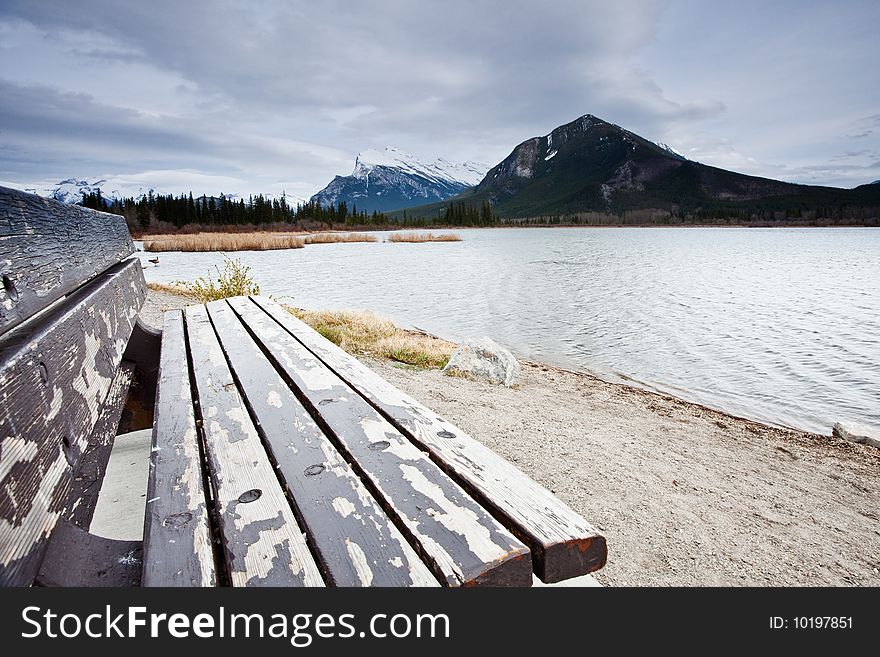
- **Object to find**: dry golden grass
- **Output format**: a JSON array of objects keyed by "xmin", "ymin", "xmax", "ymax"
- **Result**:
[
  {"xmin": 304, "ymin": 232, "xmax": 379, "ymax": 244},
  {"xmin": 287, "ymin": 307, "xmax": 456, "ymax": 369},
  {"xmin": 386, "ymin": 232, "xmax": 462, "ymax": 243},
  {"xmin": 146, "ymin": 282, "xmax": 198, "ymax": 298},
  {"xmin": 142, "ymin": 232, "xmax": 305, "ymax": 252}
]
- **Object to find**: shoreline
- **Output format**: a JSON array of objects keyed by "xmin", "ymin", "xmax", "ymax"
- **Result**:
[
  {"xmin": 135, "ymin": 223, "xmax": 880, "ymax": 241},
  {"xmin": 520, "ymin": 357, "xmax": 820, "ymax": 436},
  {"xmin": 140, "ymin": 289, "xmax": 880, "ymax": 586}
]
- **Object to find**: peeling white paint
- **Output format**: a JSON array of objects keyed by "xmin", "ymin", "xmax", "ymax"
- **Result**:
[
  {"xmin": 359, "ymin": 416, "xmax": 416, "ymax": 461},
  {"xmin": 225, "ymin": 405, "xmax": 250, "ymax": 431},
  {"xmin": 0, "ymin": 436, "xmax": 38, "ymax": 482},
  {"xmin": 345, "ymin": 539, "xmax": 374, "ymax": 586},
  {"xmin": 400, "ymin": 463, "xmax": 507, "ymax": 562},
  {"xmin": 45, "ymin": 386, "xmax": 63, "ymax": 422},
  {"xmin": 290, "ymin": 360, "xmax": 339, "ymax": 391},
  {"xmin": 0, "ymin": 457, "xmax": 66, "ymax": 565},
  {"xmin": 266, "ymin": 390, "xmax": 283, "ymax": 408},
  {"xmin": 331, "ymin": 496, "xmax": 356, "ymax": 518}
]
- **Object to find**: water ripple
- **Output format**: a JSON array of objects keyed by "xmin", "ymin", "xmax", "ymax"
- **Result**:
[{"xmin": 140, "ymin": 227, "xmax": 880, "ymax": 434}]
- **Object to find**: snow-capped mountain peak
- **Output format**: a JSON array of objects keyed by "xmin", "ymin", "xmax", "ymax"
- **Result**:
[
  {"xmin": 352, "ymin": 146, "xmax": 487, "ymax": 187},
  {"xmin": 311, "ymin": 146, "xmax": 489, "ymax": 212}
]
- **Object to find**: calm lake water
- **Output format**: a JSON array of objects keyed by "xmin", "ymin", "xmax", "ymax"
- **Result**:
[{"xmin": 139, "ymin": 227, "xmax": 880, "ymax": 434}]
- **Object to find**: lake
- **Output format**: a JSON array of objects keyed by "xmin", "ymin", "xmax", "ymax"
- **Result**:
[{"xmin": 139, "ymin": 227, "xmax": 880, "ymax": 434}]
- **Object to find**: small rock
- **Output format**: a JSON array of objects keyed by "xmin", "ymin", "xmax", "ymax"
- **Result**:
[
  {"xmin": 443, "ymin": 336, "xmax": 520, "ymax": 386},
  {"xmin": 832, "ymin": 422, "xmax": 880, "ymax": 449}
]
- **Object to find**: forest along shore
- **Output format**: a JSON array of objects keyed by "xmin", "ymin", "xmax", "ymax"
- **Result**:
[{"xmin": 141, "ymin": 290, "xmax": 880, "ymax": 587}]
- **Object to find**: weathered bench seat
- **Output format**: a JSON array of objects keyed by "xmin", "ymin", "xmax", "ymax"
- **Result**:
[
  {"xmin": 0, "ymin": 186, "xmax": 606, "ymax": 587},
  {"xmin": 143, "ymin": 296, "xmax": 607, "ymax": 587}
]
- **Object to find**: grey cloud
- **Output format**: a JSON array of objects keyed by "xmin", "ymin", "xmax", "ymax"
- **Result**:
[
  {"xmin": 846, "ymin": 114, "xmax": 880, "ymax": 139},
  {"xmin": 0, "ymin": 1, "xmax": 876, "ymax": 192},
  {"xmin": 0, "ymin": 79, "xmax": 349, "ymax": 188},
  {"xmin": 0, "ymin": 80, "xmax": 205, "ymax": 153},
  {"xmin": 0, "ymin": 1, "xmax": 674, "ymax": 142}
]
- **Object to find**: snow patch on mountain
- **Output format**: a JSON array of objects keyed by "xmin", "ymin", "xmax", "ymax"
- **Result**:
[
  {"xmin": 310, "ymin": 147, "xmax": 489, "ymax": 212},
  {"xmin": 654, "ymin": 141, "xmax": 687, "ymax": 160},
  {"xmin": 9, "ymin": 177, "xmax": 307, "ymax": 207},
  {"xmin": 19, "ymin": 178, "xmax": 157, "ymax": 204},
  {"xmin": 352, "ymin": 147, "xmax": 487, "ymax": 187}
]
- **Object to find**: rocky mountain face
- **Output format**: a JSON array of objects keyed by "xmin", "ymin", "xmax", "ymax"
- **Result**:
[
  {"xmin": 466, "ymin": 113, "xmax": 853, "ymax": 217},
  {"xmin": 310, "ymin": 147, "xmax": 487, "ymax": 213}
]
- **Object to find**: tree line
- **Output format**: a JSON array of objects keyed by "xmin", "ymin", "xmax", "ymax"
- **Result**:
[
  {"xmin": 80, "ymin": 191, "xmax": 393, "ymax": 233},
  {"xmin": 82, "ymin": 189, "xmax": 872, "ymax": 232},
  {"xmin": 79, "ymin": 191, "xmax": 501, "ymax": 233}
]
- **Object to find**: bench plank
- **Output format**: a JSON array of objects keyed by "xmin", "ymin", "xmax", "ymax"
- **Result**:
[
  {"xmin": 251, "ymin": 296, "xmax": 607, "ymax": 582},
  {"xmin": 0, "ymin": 259, "xmax": 145, "ymax": 586},
  {"xmin": 0, "ymin": 186, "xmax": 135, "ymax": 337},
  {"xmin": 142, "ymin": 310, "xmax": 216, "ymax": 587},
  {"xmin": 65, "ymin": 361, "xmax": 135, "ymax": 530},
  {"xmin": 205, "ymin": 300, "xmax": 438, "ymax": 587},
  {"xmin": 227, "ymin": 297, "xmax": 532, "ymax": 587},
  {"xmin": 184, "ymin": 305, "xmax": 325, "ymax": 587}
]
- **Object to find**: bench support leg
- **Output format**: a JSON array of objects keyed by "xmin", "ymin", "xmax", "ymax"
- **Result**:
[
  {"xmin": 119, "ymin": 319, "xmax": 162, "ymax": 432},
  {"xmin": 35, "ymin": 520, "xmax": 142, "ymax": 587},
  {"xmin": 66, "ymin": 362, "xmax": 135, "ymax": 530}
]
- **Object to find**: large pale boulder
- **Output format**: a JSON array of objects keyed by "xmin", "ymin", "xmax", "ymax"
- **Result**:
[
  {"xmin": 832, "ymin": 422, "xmax": 880, "ymax": 449},
  {"xmin": 443, "ymin": 337, "xmax": 520, "ymax": 387}
]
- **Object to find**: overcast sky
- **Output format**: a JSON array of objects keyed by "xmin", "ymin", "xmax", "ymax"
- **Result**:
[{"xmin": 1, "ymin": 0, "xmax": 878, "ymax": 199}]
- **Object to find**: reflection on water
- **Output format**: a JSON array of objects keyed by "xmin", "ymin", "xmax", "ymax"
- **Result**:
[{"xmin": 140, "ymin": 227, "xmax": 880, "ymax": 434}]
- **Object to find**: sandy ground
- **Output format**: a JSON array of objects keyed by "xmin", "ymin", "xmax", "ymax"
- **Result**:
[
  {"xmin": 90, "ymin": 429, "xmax": 152, "ymax": 541},
  {"xmin": 139, "ymin": 288, "xmax": 192, "ymax": 329},
  {"xmin": 141, "ymin": 290, "xmax": 880, "ymax": 586}
]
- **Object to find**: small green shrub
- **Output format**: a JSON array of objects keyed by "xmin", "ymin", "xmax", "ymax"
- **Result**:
[{"xmin": 177, "ymin": 256, "xmax": 261, "ymax": 303}]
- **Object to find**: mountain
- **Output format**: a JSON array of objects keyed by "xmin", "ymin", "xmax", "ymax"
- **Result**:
[
  {"xmin": 22, "ymin": 178, "xmax": 156, "ymax": 204},
  {"xmin": 310, "ymin": 147, "xmax": 488, "ymax": 213},
  {"xmin": 17, "ymin": 178, "xmax": 307, "ymax": 207},
  {"xmin": 396, "ymin": 114, "xmax": 880, "ymax": 221}
]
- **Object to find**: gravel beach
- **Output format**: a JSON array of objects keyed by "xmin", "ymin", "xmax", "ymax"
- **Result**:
[{"xmin": 141, "ymin": 290, "xmax": 880, "ymax": 587}]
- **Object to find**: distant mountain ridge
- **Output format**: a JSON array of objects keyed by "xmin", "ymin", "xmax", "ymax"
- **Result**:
[
  {"xmin": 17, "ymin": 178, "xmax": 306, "ymax": 207},
  {"xmin": 395, "ymin": 114, "xmax": 880, "ymax": 221},
  {"xmin": 22, "ymin": 178, "xmax": 156, "ymax": 205},
  {"xmin": 310, "ymin": 147, "xmax": 488, "ymax": 212}
]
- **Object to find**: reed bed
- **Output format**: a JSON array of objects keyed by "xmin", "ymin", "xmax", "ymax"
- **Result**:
[
  {"xmin": 142, "ymin": 232, "xmax": 305, "ymax": 252},
  {"xmin": 304, "ymin": 232, "xmax": 379, "ymax": 244},
  {"xmin": 386, "ymin": 232, "xmax": 462, "ymax": 243}
]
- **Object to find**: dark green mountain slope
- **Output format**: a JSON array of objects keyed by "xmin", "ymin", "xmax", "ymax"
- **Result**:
[{"xmin": 393, "ymin": 114, "xmax": 880, "ymax": 222}]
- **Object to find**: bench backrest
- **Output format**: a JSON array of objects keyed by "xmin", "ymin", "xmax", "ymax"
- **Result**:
[{"xmin": 0, "ymin": 186, "xmax": 147, "ymax": 586}]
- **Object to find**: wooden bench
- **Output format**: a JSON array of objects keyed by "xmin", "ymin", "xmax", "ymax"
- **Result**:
[
  {"xmin": 0, "ymin": 186, "xmax": 607, "ymax": 587},
  {"xmin": 0, "ymin": 186, "xmax": 160, "ymax": 586}
]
